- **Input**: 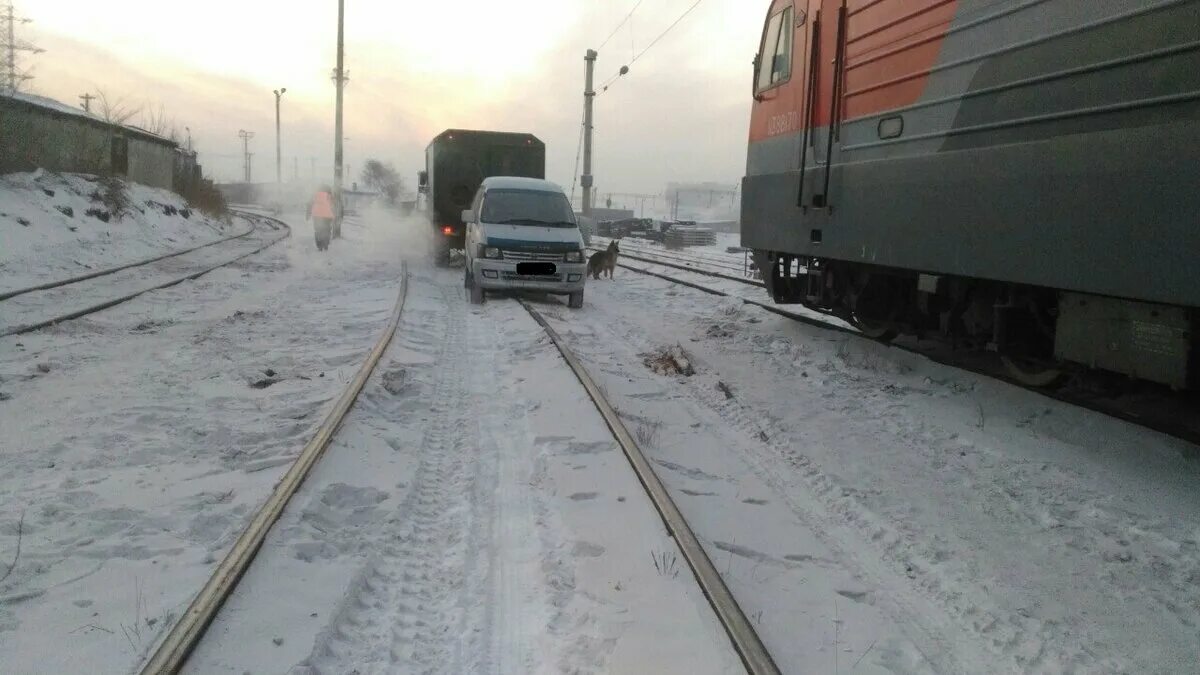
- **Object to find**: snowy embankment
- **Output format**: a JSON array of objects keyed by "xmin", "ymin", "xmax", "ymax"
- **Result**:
[
  {"xmin": 0, "ymin": 170, "xmax": 238, "ymax": 294},
  {"xmin": 0, "ymin": 212, "xmax": 406, "ymax": 674}
]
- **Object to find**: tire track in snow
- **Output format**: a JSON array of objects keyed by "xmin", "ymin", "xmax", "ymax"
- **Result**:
[
  {"xmin": 471, "ymin": 302, "xmax": 617, "ymax": 675},
  {"xmin": 299, "ymin": 284, "xmax": 479, "ymax": 674}
]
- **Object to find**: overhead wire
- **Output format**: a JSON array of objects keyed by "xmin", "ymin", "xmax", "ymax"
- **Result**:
[
  {"xmin": 597, "ymin": 0, "xmax": 646, "ymax": 52},
  {"xmin": 598, "ymin": 0, "xmax": 705, "ymax": 95}
]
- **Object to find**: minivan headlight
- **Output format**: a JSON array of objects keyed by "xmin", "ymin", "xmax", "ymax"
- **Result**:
[
  {"xmin": 481, "ymin": 246, "xmax": 502, "ymax": 259},
  {"xmin": 564, "ymin": 250, "xmax": 583, "ymax": 263}
]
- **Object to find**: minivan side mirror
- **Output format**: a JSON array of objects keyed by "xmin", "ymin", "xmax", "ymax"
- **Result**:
[{"xmin": 461, "ymin": 209, "xmax": 475, "ymax": 224}]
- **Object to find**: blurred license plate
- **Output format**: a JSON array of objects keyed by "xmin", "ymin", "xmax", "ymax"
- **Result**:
[{"xmin": 517, "ymin": 262, "xmax": 556, "ymax": 276}]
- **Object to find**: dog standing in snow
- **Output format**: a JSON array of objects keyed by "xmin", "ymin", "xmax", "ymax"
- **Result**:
[{"xmin": 588, "ymin": 240, "xmax": 620, "ymax": 280}]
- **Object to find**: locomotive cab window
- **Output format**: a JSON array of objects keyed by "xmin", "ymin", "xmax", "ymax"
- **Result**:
[{"xmin": 756, "ymin": 5, "xmax": 794, "ymax": 92}]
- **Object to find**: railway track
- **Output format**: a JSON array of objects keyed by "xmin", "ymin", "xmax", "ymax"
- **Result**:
[
  {"xmin": 139, "ymin": 263, "xmax": 410, "ymax": 675},
  {"xmin": 138, "ymin": 265, "xmax": 780, "ymax": 674},
  {"xmin": 0, "ymin": 211, "xmax": 290, "ymax": 337},
  {"xmin": 604, "ymin": 253, "xmax": 1200, "ymax": 450},
  {"xmin": 519, "ymin": 299, "xmax": 781, "ymax": 675},
  {"xmin": 594, "ymin": 237, "xmax": 755, "ymax": 279}
]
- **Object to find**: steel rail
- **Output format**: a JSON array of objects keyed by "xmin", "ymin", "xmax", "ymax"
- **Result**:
[
  {"xmin": 1, "ymin": 214, "xmax": 290, "ymax": 337},
  {"xmin": 609, "ymin": 256, "xmax": 1200, "ymax": 449},
  {"xmin": 140, "ymin": 263, "xmax": 409, "ymax": 675},
  {"xmin": 520, "ymin": 298, "xmax": 782, "ymax": 675},
  {"xmin": 588, "ymin": 245, "xmax": 765, "ymax": 288},
  {"xmin": 594, "ymin": 237, "xmax": 751, "ymax": 273},
  {"xmin": 0, "ymin": 219, "xmax": 257, "ymax": 302}
]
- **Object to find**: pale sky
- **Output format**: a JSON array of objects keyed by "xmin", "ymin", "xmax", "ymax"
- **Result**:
[{"xmin": 20, "ymin": 0, "xmax": 763, "ymax": 199}]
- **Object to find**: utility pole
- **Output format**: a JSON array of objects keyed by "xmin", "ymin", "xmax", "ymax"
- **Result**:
[
  {"xmin": 581, "ymin": 49, "xmax": 596, "ymax": 216},
  {"xmin": 78, "ymin": 92, "xmax": 95, "ymax": 112},
  {"xmin": 310, "ymin": 157, "xmax": 317, "ymax": 181},
  {"xmin": 2, "ymin": 3, "xmax": 42, "ymax": 93},
  {"xmin": 332, "ymin": 0, "xmax": 348, "ymax": 236},
  {"xmin": 238, "ymin": 129, "xmax": 255, "ymax": 183},
  {"xmin": 293, "ymin": 156, "xmax": 298, "ymax": 182},
  {"xmin": 273, "ymin": 88, "xmax": 287, "ymax": 189}
]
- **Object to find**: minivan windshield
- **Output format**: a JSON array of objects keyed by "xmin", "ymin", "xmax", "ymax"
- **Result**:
[{"xmin": 481, "ymin": 189, "xmax": 576, "ymax": 227}]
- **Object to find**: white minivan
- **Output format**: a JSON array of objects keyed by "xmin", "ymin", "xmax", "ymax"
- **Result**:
[{"xmin": 462, "ymin": 177, "xmax": 588, "ymax": 308}]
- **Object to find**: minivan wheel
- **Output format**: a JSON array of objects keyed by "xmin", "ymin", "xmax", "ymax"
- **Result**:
[
  {"xmin": 568, "ymin": 291, "xmax": 584, "ymax": 309},
  {"xmin": 469, "ymin": 283, "xmax": 484, "ymax": 305}
]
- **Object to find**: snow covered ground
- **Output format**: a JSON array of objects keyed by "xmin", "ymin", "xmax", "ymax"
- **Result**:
[
  {"xmin": 2, "ymin": 192, "xmax": 1198, "ymax": 674},
  {"xmin": 541, "ymin": 268, "xmax": 1200, "ymax": 673},
  {"xmin": 185, "ymin": 268, "xmax": 739, "ymax": 675},
  {"xmin": 0, "ymin": 171, "xmax": 240, "ymax": 294},
  {"xmin": 0, "ymin": 211, "xmax": 407, "ymax": 674}
]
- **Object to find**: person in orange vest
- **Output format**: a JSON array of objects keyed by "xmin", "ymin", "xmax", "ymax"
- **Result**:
[{"xmin": 307, "ymin": 187, "xmax": 336, "ymax": 251}]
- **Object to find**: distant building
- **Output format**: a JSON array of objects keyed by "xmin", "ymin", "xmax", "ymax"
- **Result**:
[
  {"xmin": 342, "ymin": 188, "xmax": 382, "ymax": 214},
  {"xmin": 665, "ymin": 182, "xmax": 740, "ymax": 224},
  {"xmin": 586, "ymin": 207, "xmax": 635, "ymax": 222},
  {"xmin": 0, "ymin": 92, "xmax": 182, "ymax": 191}
]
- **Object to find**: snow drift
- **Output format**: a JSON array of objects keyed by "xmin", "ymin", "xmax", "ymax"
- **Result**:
[{"xmin": 0, "ymin": 170, "xmax": 236, "ymax": 294}]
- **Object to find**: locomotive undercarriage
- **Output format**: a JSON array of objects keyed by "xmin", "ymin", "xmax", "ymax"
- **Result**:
[{"xmin": 759, "ymin": 251, "xmax": 1196, "ymax": 390}]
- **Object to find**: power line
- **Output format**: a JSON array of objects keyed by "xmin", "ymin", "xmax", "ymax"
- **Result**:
[
  {"xmin": 596, "ymin": 0, "xmax": 645, "ymax": 52},
  {"xmin": 599, "ymin": 0, "xmax": 704, "ymax": 95},
  {"xmin": 1, "ymin": 2, "xmax": 43, "ymax": 93},
  {"xmin": 633, "ymin": 0, "xmax": 703, "ymax": 64}
]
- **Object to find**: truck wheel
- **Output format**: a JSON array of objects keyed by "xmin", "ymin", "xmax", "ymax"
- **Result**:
[
  {"xmin": 568, "ymin": 291, "xmax": 584, "ymax": 309},
  {"xmin": 469, "ymin": 283, "xmax": 484, "ymax": 305}
]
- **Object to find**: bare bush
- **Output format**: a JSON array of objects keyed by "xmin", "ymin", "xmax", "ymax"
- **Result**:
[
  {"xmin": 91, "ymin": 176, "xmax": 131, "ymax": 221},
  {"xmin": 95, "ymin": 90, "xmax": 140, "ymax": 126},
  {"xmin": 140, "ymin": 104, "xmax": 173, "ymax": 137},
  {"xmin": 634, "ymin": 420, "xmax": 662, "ymax": 447},
  {"xmin": 651, "ymin": 549, "xmax": 679, "ymax": 578},
  {"xmin": 183, "ymin": 179, "xmax": 229, "ymax": 219}
]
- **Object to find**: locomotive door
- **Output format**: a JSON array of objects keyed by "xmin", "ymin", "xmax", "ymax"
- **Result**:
[{"xmin": 803, "ymin": 0, "xmax": 847, "ymax": 210}]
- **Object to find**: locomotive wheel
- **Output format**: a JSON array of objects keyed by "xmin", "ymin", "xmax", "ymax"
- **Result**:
[
  {"xmin": 851, "ymin": 272, "xmax": 900, "ymax": 342},
  {"xmin": 1001, "ymin": 355, "xmax": 1065, "ymax": 388}
]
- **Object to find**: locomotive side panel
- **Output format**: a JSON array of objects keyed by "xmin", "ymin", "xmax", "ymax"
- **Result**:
[{"xmin": 743, "ymin": 0, "xmax": 1200, "ymax": 308}]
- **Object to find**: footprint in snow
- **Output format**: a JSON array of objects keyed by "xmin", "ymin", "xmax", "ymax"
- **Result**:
[
  {"xmin": 836, "ymin": 589, "xmax": 872, "ymax": 604},
  {"xmin": 381, "ymin": 368, "xmax": 407, "ymax": 395},
  {"xmin": 572, "ymin": 541, "xmax": 606, "ymax": 558},
  {"xmin": 562, "ymin": 441, "xmax": 611, "ymax": 456},
  {"xmin": 568, "ymin": 492, "xmax": 599, "ymax": 501}
]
